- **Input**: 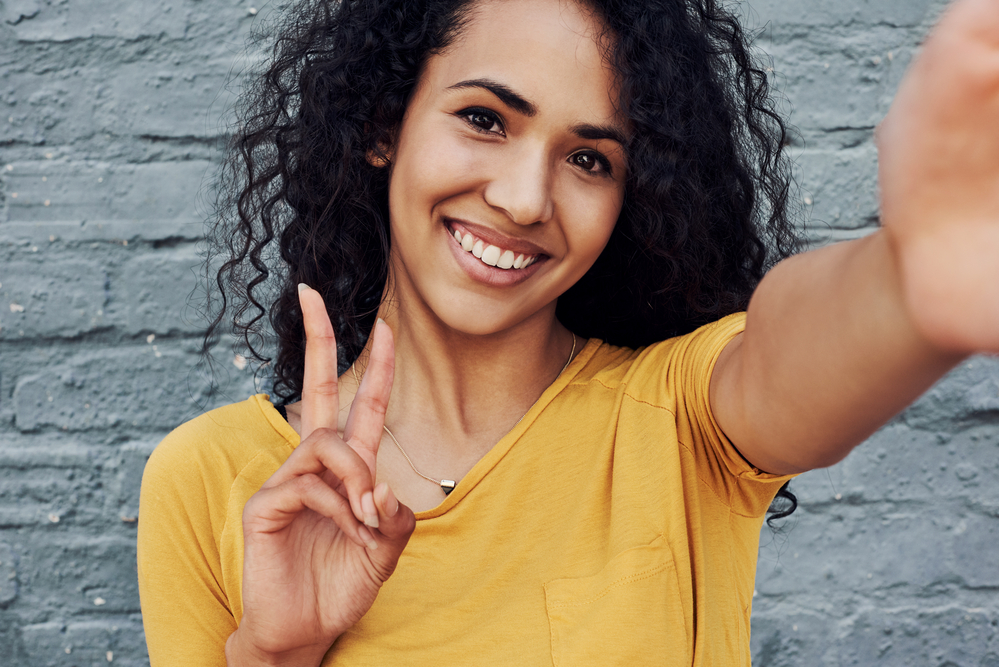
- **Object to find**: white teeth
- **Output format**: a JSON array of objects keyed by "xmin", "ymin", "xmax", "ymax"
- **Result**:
[
  {"xmin": 481, "ymin": 245, "xmax": 501, "ymax": 266},
  {"xmin": 452, "ymin": 227, "xmax": 538, "ymax": 270}
]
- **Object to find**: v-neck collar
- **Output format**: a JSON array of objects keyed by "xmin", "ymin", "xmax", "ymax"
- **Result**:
[
  {"xmin": 413, "ymin": 336, "xmax": 600, "ymax": 520},
  {"xmin": 255, "ymin": 336, "xmax": 602, "ymax": 520}
]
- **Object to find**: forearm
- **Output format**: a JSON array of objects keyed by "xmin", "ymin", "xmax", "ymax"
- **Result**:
[{"xmin": 712, "ymin": 229, "xmax": 965, "ymax": 475}]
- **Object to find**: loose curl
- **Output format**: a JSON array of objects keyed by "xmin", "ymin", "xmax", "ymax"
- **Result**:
[{"xmin": 205, "ymin": 0, "xmax": 800, "ymax": 518}]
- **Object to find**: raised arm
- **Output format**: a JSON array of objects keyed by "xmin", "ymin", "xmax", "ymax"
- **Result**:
[{"xmin": 710, "ymin": 0, "xmax": 999, "ymax": 475}]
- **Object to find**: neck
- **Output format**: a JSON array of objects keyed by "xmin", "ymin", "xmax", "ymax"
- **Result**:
[{"xmin": 353, "ymin": 293, "xmax": 576, "ymax": 464}]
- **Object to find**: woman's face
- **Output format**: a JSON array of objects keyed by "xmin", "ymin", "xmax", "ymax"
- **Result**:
[{"xmin": 385, "ymin": 0, "xmax": 627, "ymax": 336}]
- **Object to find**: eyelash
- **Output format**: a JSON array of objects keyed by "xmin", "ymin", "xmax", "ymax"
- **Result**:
[{"xmin": 456, "ymin": 107, "xmax": 614, "ymax": 177}]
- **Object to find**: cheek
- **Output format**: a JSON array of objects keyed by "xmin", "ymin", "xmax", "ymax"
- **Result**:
[
  {"xmin": 564, "ymin": 188, "xmax": 622, "ymax": 261},
  {"xmin": 391, "ymin": 127, "xmax": 480, "ymax": 211}
]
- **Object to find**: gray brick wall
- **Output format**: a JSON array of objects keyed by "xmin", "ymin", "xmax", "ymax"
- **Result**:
[{"xmin": 1, "ymin": 0, "xmax": 995, "ymax": 665}]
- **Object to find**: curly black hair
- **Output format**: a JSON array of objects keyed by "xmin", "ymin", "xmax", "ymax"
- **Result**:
[{"xmin": 204, "ymin": 0, "xmax": 800, "ymax": 518}]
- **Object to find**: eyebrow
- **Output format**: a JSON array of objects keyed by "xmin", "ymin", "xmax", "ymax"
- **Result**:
[
  {"xmin": 447, "ymin": 78, "xmax": 538, "ymax": 117},
  {"xmin": 446, "ymin": 77, "xmax": 628, "ymax": 146},
  {"xmin": 571, "ymin": 123, "xmax": 628, "ymax": 148}
]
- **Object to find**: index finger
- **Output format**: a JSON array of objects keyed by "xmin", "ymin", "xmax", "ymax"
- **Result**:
[{"xmin": 298, "ymin": 283, "xmax": 340, "ymax": 437}]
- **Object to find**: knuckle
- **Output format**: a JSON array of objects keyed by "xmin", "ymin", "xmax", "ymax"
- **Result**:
[
  {"xmin": 367, "ymin": 355, "xmax": 394, "ymax": 374},
  {"xmin": 292, "ymin": 473, "xmax": 324, "ymax": 493},
  {"xmin": 339, "ymin": 460, "xmax": 369, "ymax": 484},
  {"xmin": 306, "ymin": 327, "xmax": 335, "ymax": 341},
  {"xmin": 305, "ymin": 426, "xmax": 336, "ymax": 448},
  {"xmin": 398, "ymin": 511, "xmax": 417, "ymax": 536},
  {"xmin": 241, "ymin": 491, "xmax": 274, "ymax": 522},
  {"xmin": 335, "ymin": 454, "xmax": 371, "ymax": 486},
  {"xmin": 355, "ymin": 393, "xmax": 388, "ymax": 417},
  {"xmin": 308, "ymin": 379, "xmax": 339, "ymax": 396},
  {"xmin": 242, "ymin": 495, "xmax": 261, "ymax": 518},
  {"xmin": 305, "ymin": 427, "xmax": 340, "ymax": 447}
]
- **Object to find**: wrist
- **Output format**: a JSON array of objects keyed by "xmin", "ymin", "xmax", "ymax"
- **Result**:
[{"xmin": 225, "ymin": 627, "xmax": 333, "ymax": 667}]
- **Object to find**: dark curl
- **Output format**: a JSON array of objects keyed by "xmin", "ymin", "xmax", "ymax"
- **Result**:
[{"xmin": 204, "ymin": 0, "xmax": 799, "ymax": 517}]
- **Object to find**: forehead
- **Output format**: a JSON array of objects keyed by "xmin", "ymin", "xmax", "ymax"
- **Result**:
[{"xmin": 421, "ymin": 0, "xmax": 620, "ymax": 122}]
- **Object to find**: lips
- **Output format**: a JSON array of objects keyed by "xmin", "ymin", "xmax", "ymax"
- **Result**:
[
  {"xmin": 440, "ymin": 218, "xmax": 550, "ymax": 287},
  {"xmin": 444, "ymin": 219, "xmax": 547, "ymax": 273},
  {"xmin": 451, "ymin": 228, "xmax": 540, "ymax": 270}
]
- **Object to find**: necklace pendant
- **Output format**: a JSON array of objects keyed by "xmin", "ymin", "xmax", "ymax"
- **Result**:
[{"xmin": 440, "ymin": 479, "xmax": 456, "ymax": 496}]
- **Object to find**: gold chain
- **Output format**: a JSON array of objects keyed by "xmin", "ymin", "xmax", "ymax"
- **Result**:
[{"xmin": 353, "ymin": 333, "xmax": 576, "ymax": 496}]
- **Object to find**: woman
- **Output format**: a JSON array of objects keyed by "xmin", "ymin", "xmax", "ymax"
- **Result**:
[{"xmin": 137, "ymin": 0, "xmax": 999, "ymax": 664}]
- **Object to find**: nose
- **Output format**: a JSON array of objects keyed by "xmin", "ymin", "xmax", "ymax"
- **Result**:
[{"xmin": 482, "ymin": 142, "xmax": 555, "ymax": 226}]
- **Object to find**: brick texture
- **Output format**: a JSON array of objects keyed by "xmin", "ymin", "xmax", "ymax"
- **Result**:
[{"xmin": 2, "ymin": 0, "xmax": 995, "ymax": 665}]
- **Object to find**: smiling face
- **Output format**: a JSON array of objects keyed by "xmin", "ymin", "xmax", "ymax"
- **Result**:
[{"xmin": 384, "ymin": 0, "xmax": 626, "ymax": 337}]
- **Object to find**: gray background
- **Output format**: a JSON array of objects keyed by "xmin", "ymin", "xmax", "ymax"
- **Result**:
[{"xmin": 1, "ymin": 0, "xmax": 996, "ymax": 664}]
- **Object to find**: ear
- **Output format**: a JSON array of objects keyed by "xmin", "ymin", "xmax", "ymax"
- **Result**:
[
  {"xmin": 366, "ymin": 134, "xmax": 394, "ymax": 168},
  {"xmin": 366, "ymin": 148, "xmax": 391, "ymax": 168}
]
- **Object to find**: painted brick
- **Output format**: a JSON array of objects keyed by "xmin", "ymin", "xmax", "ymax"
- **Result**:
[
  {"xmin": 0, "ymin": 66, "xmax": 235, "ymax": 146},
  {"xmin": 2, "ymin": 160, "xmax": 209, "ymax": 223},
  {"xmin": 746, "ymin": 0, "xmax": 941, "ymax": 28},
  {"xmin": 796, "ymin": 145, "xmax": 881, "ymax": 230},
  {"xmin": 764, "ymin": 35, "xmax": 912, "ymax": 134},
  {"xmin": 11, "ymin": 345, "xmax": 211, "ymax": 432},
  {"xmin": 756, "ymin": 503, "xmax": 999, "ymax": 597},
  {"xmin": 0, "ymin": 260, "xmax": 108, "ymax": 340},
  {"xmin": 0, "ymin": 1, "xmax": 189, "ymax": 42},
  {"xmin": 103, "ymin": 442, "xmax": 157, "ymax": 521},
  {"xmin": 830, "ymin": 606, "xmax": 999, "ymax": 665},
  {"xmin": 14, "ymin": 536, "xmax": 139, "ymax": 616},
  {"xmin": 105, "ymin": 245, "xmax": 204, "ymax": 336},
  {"xmin": 0, "ymin": 542, "xmax": 17, "ymax": 606},
  {"xmin": 903, "ymin": 356, "xmax": 999, "ymax": 430},
  {"xmin": 0, "ymin": 0, "xmax": 994, "ymax": 664},
  {"xmin": 22, "ymin": 618, "xmax": 146, "ymax": 666}
]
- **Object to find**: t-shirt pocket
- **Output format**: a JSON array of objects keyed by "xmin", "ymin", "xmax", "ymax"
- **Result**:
[{"xmin": 543, "ymin": 534, "xmax": 689, "ymax": 666}]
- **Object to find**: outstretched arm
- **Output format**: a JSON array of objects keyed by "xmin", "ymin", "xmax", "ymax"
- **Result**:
[{"xmin": 711, "ymin": 0, "xmax": 999, "ymax": 475}]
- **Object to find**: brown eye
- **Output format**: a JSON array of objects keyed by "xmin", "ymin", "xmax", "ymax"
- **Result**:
[
  {"xmin": 470, "ymin": 112, "xmax": 495, "ymax": 130},
  {"xmin": 569, "ymin": 151, "xmax": 613, "ymax": 176},
  {"xmin": 460, "ymin": 108, "xmax": 502, "ymax": 134},
  {"xmin": 572, "ymin": 153, "xmax": 597, "ymax": 171}
]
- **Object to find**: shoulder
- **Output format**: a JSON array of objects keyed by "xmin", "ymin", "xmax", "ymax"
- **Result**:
[
  {"xmin": 572, "ymin": 312, "xmax": 747, "ymax": 404},
  {"xmin": 142, "ymin": 394, "xmax": 298, "ymax": 500},
  {"xmin": 137, "ymin": 396, "xmax": 295, "ymax": 661}
]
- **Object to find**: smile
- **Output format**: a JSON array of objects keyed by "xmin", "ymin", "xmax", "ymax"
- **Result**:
[{"xmin": 451, "ymin": 229, "xmax": 541, "ymax": 271}]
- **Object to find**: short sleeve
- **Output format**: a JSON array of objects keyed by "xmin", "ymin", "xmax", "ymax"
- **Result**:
[
  {"xmin": 654, "ymin": 313, "xmax": 795, "ymax": 517},
  {"xmin": 137, "ymin": 422, "xmax": 240, "ymax": 666}
]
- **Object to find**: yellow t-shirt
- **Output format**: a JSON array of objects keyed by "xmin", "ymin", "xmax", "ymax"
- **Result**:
[{"xmin": 138, "ymin": 313, "xmax": 792, "ymax": 666}]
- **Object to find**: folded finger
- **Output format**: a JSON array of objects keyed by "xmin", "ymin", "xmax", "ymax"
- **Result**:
[
  {"xmin": 262, "ymin": 428, "xmax": 375, "ymax": 526},
  {"xmin": 244, "ymin": 473, "xmax": 377, "ymax": 550}
]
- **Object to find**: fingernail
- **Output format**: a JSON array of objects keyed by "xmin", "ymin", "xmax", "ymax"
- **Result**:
[
  {"xmin": 376, "ymin": 317, "xmax": 385, "ymax": 326},
  {"xmin": 386, "ymin": 487, "xmax": 399, "ymax": 518},
  {"xmin": 358, "ymin": 525, "xmax": 378, "ymax": 550},
  {"xmin": 362, "ymin": 491, "xmax": 379, "ymax": 528},
  {"xmin": 298, "ymin": 283, "xmax": 311, "ymax": 294},
  {"xmin": 375, "ymin": 482, "xmax": 399, "ymax": 518}
]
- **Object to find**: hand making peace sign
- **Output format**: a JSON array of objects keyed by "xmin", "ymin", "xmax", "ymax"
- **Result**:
[{"xmin": 225, "ymin": 285, "xmax": 416, "ymax": 667}]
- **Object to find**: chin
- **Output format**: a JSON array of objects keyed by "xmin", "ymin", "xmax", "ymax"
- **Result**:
[{"xmin": 425, "ymin": 292, "xmax": 553, "ymax": 339}]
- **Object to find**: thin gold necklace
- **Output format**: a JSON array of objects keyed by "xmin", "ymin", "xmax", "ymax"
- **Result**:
[{"xmin": 355, "ymin": 333, "xmax": 576, "ymax": 497}]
